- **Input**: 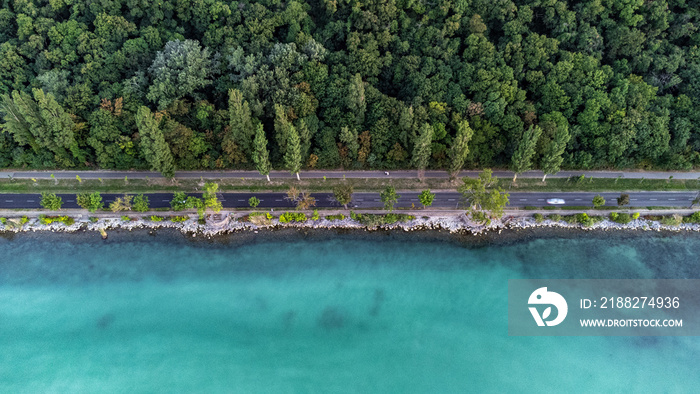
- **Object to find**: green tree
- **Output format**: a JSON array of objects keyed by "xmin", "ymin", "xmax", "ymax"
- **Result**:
[
  {"xmin": 593, "ymin": 195, "xmax": 606, "ymax": 208},
  {"xmin": 248, "ymin": 196, "xmax": 260, "ymax": 208},
  {"xmin": 617, "ymin": 193, "xmax": 630, "ymax": 206},
  {"xmin": 540, "ymin": 113, "xmax": 570, "ymax": 182},
  {"xmin": 380, "ymin": 186, "xmax": 400, "ymax": 212},
  {"xmin": 0, "ymin": 89, "xmax": 77, "ymax": 166},
  {"xmin": 225, "ymin": 89, "xmax": 254, "ymax": 162},
  {"xmin": 110, "ymin": 194, "xmax": 133, "ymax": 212},
  {"xmin": 274, "ymin": 104, "xmax": 291, "ymax": 156},
  {"xmin": 411, "ymin": 123, "xmax": 434, "ymax": 179},
  {"xmin": 333, "ymin": 184, "xmax": 354, "ymax": 209},
  {"xmin": 76, "ymin": 192, "xmax": 103, "ymax": 213},
  {"xmin": 135, "ymin": 106, "xmax": 175, "ymax": 178},
  {"xmin": 448, "ymin": 120, "xmax": 474, "ymax": 180},
  {"xmin": 203, "ymin": 182, "xmax": 222, "ymax": 213},
  {"xmin": 133, "ymin": 194, "xmax": 150, "ymax": 212},
  {"xmin": 339, "ymin": 126, "xmax": 359, "ymax": 161},
  {"xmin": 146, "ymin": 39, "xmax": 213, "ymax": 109},
  {"xmin": 419, "ymin": 189, "xmax": 435, "ymax": 209},
  {"xmin": 40, "ymin": 192, "xmax": 63, "ymax": 210},
  {"xmin": 253, "ymin": 123, "xmax": 272, "ymax": 182},
  {"xmin": 511, "ymin": 125, "xmax": 542, "ymax": 182},
  {"xmin": 347, "ymin": 73, "xmax": 366, "ymax": 126},
  {"xmin": 171, "ymin": 192, "xmax": 189, "ymax": 211},
  {"xmin": 459, "ymin": 169, "xmax": 510, "ymax": 221},
  {"xmin": 284, "ymin": 125, "xmax": 302, "ymax": 180}
]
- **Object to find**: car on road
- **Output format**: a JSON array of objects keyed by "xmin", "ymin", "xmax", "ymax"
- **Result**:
[{"xmin": 546, "ymin": 198, "xmax": 566, "ymax": 205}]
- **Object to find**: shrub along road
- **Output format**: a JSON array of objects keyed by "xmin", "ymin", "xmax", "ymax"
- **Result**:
[{"xmin": 0, "ymin": 191, "xmax": 696, "ymax": 210}]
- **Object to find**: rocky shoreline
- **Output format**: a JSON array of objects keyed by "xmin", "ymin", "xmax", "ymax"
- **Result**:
[{"xmin": 2, "ymin": 211, "xmax": 700, "ymax": 237}]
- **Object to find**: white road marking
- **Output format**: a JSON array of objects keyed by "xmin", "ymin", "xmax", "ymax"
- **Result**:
[
  {"xmin": 275, "ymin": 199, "xmax": 283, "ymax": 202},
  {"xmin": 238, "ymin": 199, "xmax": 245, "ymax": 202},
  {"xmin": 5, "ymin": 200, "xmax": 13, "ymax": 202},
  {"xmin": 631, "ymin": 199, "xmax": 638, "ymax": 201},
  {"xmin": 448, "ymin": 199, "xmax": 456, "ymax": 202},
  {"xmin": 27, "ymin": 200, "xmax": 34, "ymax": 202},
  {"xmin": 575, "ymin": 198, "xmax": 582, "ymax": 201},
  {"xmin": 650, "ymin": 198, "xmax": 657, "ymax": 201},
  {"xmin": 537, "ymin": 199, "xmax": 544, "ymax": 201},
  {"xmin": 519, "ymin": 199, "xmax": 527, "ymax": 201},
  {"xmin": 162, "ymin": 199, "xmax": 169, "ymax": 202},
  {"xmin": 66, "ymin": 200, "xmax": 74, "ymax": 202},
  {"xmin": 669, "ymin": 198, "xmax": 675, "ymax": 201}
]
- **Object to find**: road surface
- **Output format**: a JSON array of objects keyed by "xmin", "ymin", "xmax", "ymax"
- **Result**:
[
  {"xmin": 0, "ymin": 192, "xmax": 696, "ymax": 210},
  {"xmin": 2, "ymin": 169, "xmax": 700, "ymax": 180}
]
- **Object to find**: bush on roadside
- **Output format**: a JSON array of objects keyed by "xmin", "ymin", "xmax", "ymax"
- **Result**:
[
  {"xmin": 576, "ymin": 213, "xmax": 593, "ymax": 226},
  {"xmin": 547, "ymin": 214, "xmax": 562, "ymax": 222},
  {"xmin": 325, "ymin": 214, "xmax": 345, "ymax": 221},
  {"xmin": 20, "ymin": 216, "xmax": 28, "ymax": 225},
  {"xmin": 38, "ymin": 215, "xmax": 75, "ymax": 226},
  {"xmin": 632, "ymin": 212, "xmax": 640, "ymax": 220},
  {"xmin": 660, "ymin": 214, "xmax": 683, "ymax": 226},
  {"xmin": 533, "ymin": 213, "xmax": 544, "ymax": 223},
  {"xmin": 311, "ymin": 210, "xmax": 320, "ymax": 220},
  {"xmin": 279, "ymin": 212, "xmax": 307, "ymax": 223},
  {"xmin": 350, "ymin": 211, "xmax": 416, "ymax": 226},
  {"xmin": 150, "ymin": 215, "xmax": 164, "ymax": 222},
  {"xmin": 610, "ymin": 212, "xmax": 631, "ymax": 224},
  {"xmin": 0, "ymin": 217, "xmax": 6, "ymax": 225},
  {"xmin": 684, "ymin": 211, "xmax": 700, "ymax": 223},
  {"xmin": 121, "ymin": 215, "xmax": 131, "ymax": 221},
  {"xmin": 89, "ymin": 217, "xmax": 99, "ymax": 223},
  {"xmin": 563, "ymin": 215, "xmax": 578, "ymax": 224},
  {"xmin": 171, "ymin": 216, "xmax": 188, "ymax": 222}
]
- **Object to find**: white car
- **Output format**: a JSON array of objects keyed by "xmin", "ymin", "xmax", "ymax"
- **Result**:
[{"xmin": 546, "ymin": 198, "xmax": 566, "ymax": 205}]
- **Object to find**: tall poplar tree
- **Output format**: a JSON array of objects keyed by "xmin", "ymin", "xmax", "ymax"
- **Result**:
[
  {"xmin": 253, "ymin": 123, "xmax": 272, "ymax": 182},
  {"xmin": 347, "ymin": 73, "xmax": 366, "ymax": 127},
  {"xmin": 274, "ymin": 104, "xmax": 291, "ymax": 157},
  {"xmin": 136, "ymin": 106, "xmax": 174, "ymax": 178},
  {"xmin": 411, "ymin": 123, "xmax": 434, "ymax": 179},
  {"xmin": 284, "ymin": 125, "xmax": 302, "ymax": 180},
  {"xmin": 449, "ymin": 120, "xmax": 474, "ymax": 179},
  {"xmin": 511, "ymin": 125, "xmax": 542, "ymax": 182},
  {"xmin": 339, "ymin": 126, "xmax": 359, "ymax": 160},
  {"xmin": 540, "ymin": 113, "xmax": 570, "ymax": 182},
  {"xmin": 226, "ymin": 89, "xmax": 254, "ymax": 162}
]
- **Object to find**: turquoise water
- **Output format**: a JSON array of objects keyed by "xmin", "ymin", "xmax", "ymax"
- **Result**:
[{"xmin": 1, "ymin": 231, "xmax": 699, "ymax": 393}]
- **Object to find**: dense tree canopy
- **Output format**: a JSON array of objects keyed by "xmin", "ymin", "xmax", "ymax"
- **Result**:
[{"xmin": 1, "ymin": 0, "xmax": 699, "ymax": 171}]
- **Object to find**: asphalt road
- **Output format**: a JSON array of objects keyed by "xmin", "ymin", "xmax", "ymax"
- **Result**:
[
  {"xmin": 2, "ymin": 169, "xmax": 700, "ymax": 180},
  {"xmin": 1, "ymin": 191, "xmax": 696, "ymax": 210}
]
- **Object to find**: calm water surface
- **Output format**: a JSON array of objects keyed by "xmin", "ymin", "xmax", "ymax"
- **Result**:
[{"xmin": 1, "ymin": 230, "xmax": 698, "ymax": 393}]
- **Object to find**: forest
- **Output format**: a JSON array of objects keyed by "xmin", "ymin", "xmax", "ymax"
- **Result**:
[{"xmin": 0, "ymin": 0, "xmax": 699, "ymax": 176}]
